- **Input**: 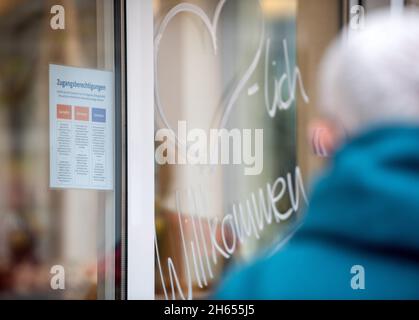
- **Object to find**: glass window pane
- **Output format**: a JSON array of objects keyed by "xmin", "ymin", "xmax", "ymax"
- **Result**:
[
  {"xmin": 0, "ymin": 0, "xmax": 122, "ymax": 300},
  {"xmin": 153, "ymin": 0, "xmax": 309, "ymax": 300}
]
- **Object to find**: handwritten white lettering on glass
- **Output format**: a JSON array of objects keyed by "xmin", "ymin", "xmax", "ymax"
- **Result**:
[{"xmin": 154, "ymin": 0, "xmax": 310, "ymax": 300}]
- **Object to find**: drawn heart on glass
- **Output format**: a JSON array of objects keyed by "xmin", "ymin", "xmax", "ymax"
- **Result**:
[{"xmin": 154, "ymin": 0, "xmax": 265, "ymax": 148}]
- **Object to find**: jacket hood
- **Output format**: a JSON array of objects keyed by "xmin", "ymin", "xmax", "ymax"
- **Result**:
[{"xmin": 302, "ymin": 125, "xmax": 419, "ymax": 254}]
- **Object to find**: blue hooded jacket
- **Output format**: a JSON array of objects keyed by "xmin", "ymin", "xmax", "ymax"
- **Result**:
[{"xmin": 215, "ymin": 125, "xmax": 419, "ymax": 299}]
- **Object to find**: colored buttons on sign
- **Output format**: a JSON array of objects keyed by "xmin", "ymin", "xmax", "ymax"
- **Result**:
[
  {"xmin": 92, "ymin": 108, "xmax": 106, "ymax": 123},
  {"xmin": 57, "ymin": 104, "xmax": 72, "ymax": 120},
  {"xmin": 75, "ymin": 106, "xmax": 89, "ymax": 121}
]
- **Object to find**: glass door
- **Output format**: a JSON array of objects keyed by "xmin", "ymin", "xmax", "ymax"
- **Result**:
[
  {"xmin": 0, "ymin": 0, "xmax": 124, "ymax": 300},
  {"xmin": 128, "ymin": 0, "xmax": 419, "ymax": 301}
]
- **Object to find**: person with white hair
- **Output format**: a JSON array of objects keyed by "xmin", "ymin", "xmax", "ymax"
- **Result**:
[{"xmin": 215, "ymin": 9, "xmax": 419, "ymax": 299}]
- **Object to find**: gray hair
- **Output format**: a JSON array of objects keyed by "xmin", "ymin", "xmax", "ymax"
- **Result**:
[{"xmin": 318, "ymin": 9, "xmax": 419, "ymax": 134}]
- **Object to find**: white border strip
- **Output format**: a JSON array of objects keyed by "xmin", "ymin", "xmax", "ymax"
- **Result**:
[{"xmin": 126, "ymin": 0, "xmax": 155, "ymax": 300}]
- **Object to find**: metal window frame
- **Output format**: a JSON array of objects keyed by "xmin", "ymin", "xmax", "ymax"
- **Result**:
[{"xmin": 113, "ymin": 0, "xmax": 126, "ymax": 300}]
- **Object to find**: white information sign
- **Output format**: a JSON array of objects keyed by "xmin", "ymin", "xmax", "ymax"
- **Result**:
[{"xmin": 49, "ymin": 64, "xmax": 114, "ymax": 190}]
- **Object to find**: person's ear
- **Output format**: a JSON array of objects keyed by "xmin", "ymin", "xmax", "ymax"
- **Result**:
[{"xmin": 308, "ymin": 119, "xmax": 342, "ymax": 158}]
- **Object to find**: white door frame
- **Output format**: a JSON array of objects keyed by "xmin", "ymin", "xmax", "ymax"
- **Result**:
[{"xmin": 126, "ymin": 0, "xmax": 155, "ymax": 300}]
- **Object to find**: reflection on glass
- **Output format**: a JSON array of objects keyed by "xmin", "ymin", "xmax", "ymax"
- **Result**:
[
  {"xmin": 0, "ymin": 0, "xmax": 119, "ymax": 299},
  {"xmin": 154, "ymin": 0, "xmax": 308, "ymax": 300}
]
